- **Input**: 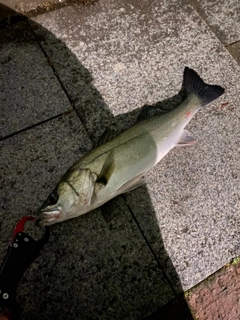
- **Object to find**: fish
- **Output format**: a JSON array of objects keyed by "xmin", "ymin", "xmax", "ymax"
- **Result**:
[{"xmin": 39, "ymin": 67, "xmax": 224, "ymax": 226}]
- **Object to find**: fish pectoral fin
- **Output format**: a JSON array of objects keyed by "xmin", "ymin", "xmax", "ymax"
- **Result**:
[
  {"xmin": 96, "ymin": 129, "xmax": 122, "ymax": 147},
  {"xmin": 117, "ymin": 174, "xmax": 146, "ymax": 194},
  {"xmin": 176, "ymin": 130, "xmax": 197, "ymax": 146},
  {"xmin": 97, "ymin": 150, "xmax": 115, "ymax": 185}
]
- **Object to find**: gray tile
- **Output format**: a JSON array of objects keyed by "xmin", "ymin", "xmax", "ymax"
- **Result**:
[
  {"xmin": 191, "ymin": 0, "xmax": 240, "ymax": 45},
  {"xmin": 29, "ymin": 0, "xmax": 240, "ymax": 291},
  {"xmin": 30, "ymin": 0, "xmax": 171, "ymax": 143},
  {"xmin": 0, "ymin": 112, "xmax": 174, "ymax": 319},
  {"xmin": 0, "ymin": 21, "xmax": 71, "ymax": 138},
  {"xmin": 0, "ymin": 112, "xmax": 92, "ymax": 223}
]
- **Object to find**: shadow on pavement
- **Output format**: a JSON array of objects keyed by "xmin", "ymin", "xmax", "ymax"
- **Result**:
[{"xmin": 0, "ymin": 4, "xmax": 193, "ymax": 319}]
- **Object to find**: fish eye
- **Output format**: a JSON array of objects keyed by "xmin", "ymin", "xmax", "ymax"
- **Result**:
[{"xmin": 47, "ymin": 190, "xmax": 59, "ymax": 206}]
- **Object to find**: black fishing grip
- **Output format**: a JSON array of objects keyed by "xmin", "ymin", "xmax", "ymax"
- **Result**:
[{"xmin": 0, "ymin": 218, "xmax": 49, "ymax": 320}]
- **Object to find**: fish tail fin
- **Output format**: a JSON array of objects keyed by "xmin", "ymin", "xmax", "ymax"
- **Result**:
[{"xmin": 183, "ymin": 67, "xmax": 225, "ymax": 106}]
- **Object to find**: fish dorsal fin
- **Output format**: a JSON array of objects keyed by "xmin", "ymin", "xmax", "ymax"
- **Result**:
[
  {"xmin": 137, "ymin": 89, "xmax": 187, "ymax": 122},
  {"xmin": 117, "ymin": 174, "xmax": 146, "ymax": 194},
  {"xmin": 137, "ymin": 106, "xmax": 167, "ymax": 122},
  {"xmin": 97, "ymin": 150, "xmax": 115, "ymax": 185},
  {"xmin": 176, "ymin": 130, "xmax": 197, "ymax": 146},
  {"xmin": 96, "ymin": 129, "xmax": 122, "ymax": 147}
]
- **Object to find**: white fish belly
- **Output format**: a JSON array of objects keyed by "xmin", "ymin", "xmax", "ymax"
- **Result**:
[{"xmin": 154, "ymin": 127, "xmax": 184, "ymax": 164}]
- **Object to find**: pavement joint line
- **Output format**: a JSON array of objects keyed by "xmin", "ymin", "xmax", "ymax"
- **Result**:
[
  {"xmin": 188, "ymin": 0, "xmax": 239, "ymax": 54},
  {"xmin": 189, "ymin": 0, "xmax": 209, "ymax": 23},
  {"xmin": 225, "ymin": 39, "xmax": 240, "ymax": 47},
  {"xmin": 26, "ymin": 18, "xmax": 95, "ymax": 144},
  {"xmin": 0, "ymin": 111, "xmax": 69, "ymax": 141},
  {"xmin": 188, "ymin": 0, "xmax": 240, "ymax": 66},
  {"xmin": 125, "ymin": 201, "xmax": 178, "ymax": 297}
]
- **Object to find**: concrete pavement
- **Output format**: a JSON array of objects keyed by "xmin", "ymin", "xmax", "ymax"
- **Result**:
[{"xmin": 0, "ymin": 0, "xmax": 239, "ymax": 319}]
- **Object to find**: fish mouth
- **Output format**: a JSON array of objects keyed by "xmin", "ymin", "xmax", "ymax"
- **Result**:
[{"xmin": 38, "ymin": 208, "xmax": 62, "ymax": 226}]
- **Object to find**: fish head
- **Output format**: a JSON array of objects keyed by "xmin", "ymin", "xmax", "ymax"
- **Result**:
[
  {"xmin": 38, "ymin": 169, "xmax": 96, "ymax": 226},
  {"xmin": 39, "ymin": 181, "xmax": 80, "ymax": 226}
]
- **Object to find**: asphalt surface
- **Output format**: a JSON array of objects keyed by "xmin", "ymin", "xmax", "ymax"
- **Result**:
[{"xmin": 0, "ymin": 0, "xmax": 239, "ymax": 319}]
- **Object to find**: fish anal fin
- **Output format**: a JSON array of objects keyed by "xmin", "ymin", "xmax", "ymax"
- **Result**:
[
  {"xmin": 176, "ymin": 130, "xmax": 197, "ymax": 146},
  {"xmin": 117, "ymin": 174, "xmax": 146, "ymax": 194},
  {"xmin": 97, "ymin": 151, "xmax": 115, "ymax": 185}
]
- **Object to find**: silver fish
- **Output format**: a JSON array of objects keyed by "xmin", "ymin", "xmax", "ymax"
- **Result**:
[{"xmin": 39, "ymin": 67, "xmax": 224, "ymax": 225}]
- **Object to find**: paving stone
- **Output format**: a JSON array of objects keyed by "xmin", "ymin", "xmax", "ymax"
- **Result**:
[
  {"xmin": 0, "ymin": 112, "xmax": 174, "ymax": 319},
  {"xmin": 191, "ymin": 0, "xmax": 240, "ymax": 45},
  {"xmin": 148, "ymin": 259, "xmax": 240, "ymax": 319},
  {"xmin": 0, "ymin": 111, "xmax": 92, "ymax": 225},
  {"xmin": 0, "ymin": 21, "xmax": 71, "ymax": 138},
  {"xmin": 186, "ymin": 259, "xmax": 240, "ymax": 320},
  {"xmin": 29, "ymin": 0, "xmax": 240, "ymax": 292}
]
